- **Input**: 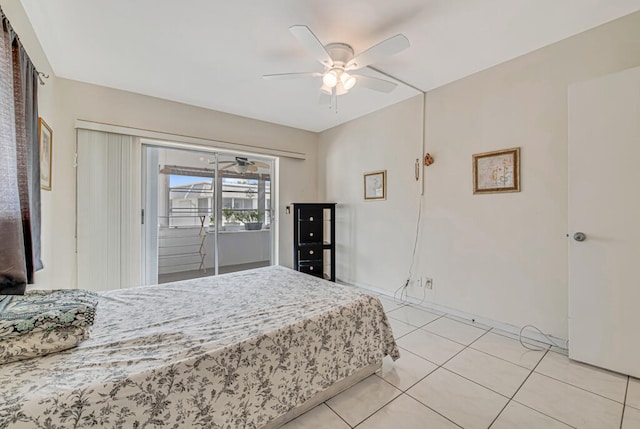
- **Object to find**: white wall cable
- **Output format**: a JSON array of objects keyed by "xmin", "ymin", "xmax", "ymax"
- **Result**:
[{"xmin": 519, "ymin": 324, "xmax": 566, "ymax": 351}]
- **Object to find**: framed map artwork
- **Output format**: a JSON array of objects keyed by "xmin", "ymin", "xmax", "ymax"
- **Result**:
[
  {"xmin": 473, "ymin": 148, "xmax": 520, "ymax": 194},
  {"xmin": 364, "ymin": 170, "xmax": 386, "ymax": 201}
]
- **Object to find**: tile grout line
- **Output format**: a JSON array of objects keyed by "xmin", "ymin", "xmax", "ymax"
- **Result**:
[
  {"xmin": 420, "ymin": 326, "xmax": 488, "ymax": 348},
  {"xmin": 397, "ymin": 318, "xmax": 490, "ymax": 349},
  {"xmin": 391, "ymin": 393, "xmax": 465, "ymax": 429},
  {"xmin": 324, "ymin": 400, "xmax": 356, "ymax": 428},
  {"xmin": 290, "ymin": 305, "xmax": 411, "ymax": 429},
  {"xmin": 350, "ymin": 394, "xmax": 461, "ymax": 429},
  {"xmin": 387, "ymin": 311, "xmax": 447, "ymax": 327},
  {"xmin": 388, "ymin": 299, "xmax": 565, "ymax": 350},
  {"xmin": 423, "ymin": 328, "xmax": 541, "ymax": 400},
  {"xmin": 392, "ymin": 310, "xmax": 620, "ymax": 406},
  {"xmin": 387, "ymin": 315, "xmax": 493, "ymax": 392},
  {"xmin": 368, "ymin": 322, "xmax": 492, "ymax": 429},
  {"xmin": 486, "ymin": 348, "xmax": 579, "ymax": 429},
  {"xmin": 383, "ymin": 308, "xmax": 573, "ymax": 428},
  {"xmin": 466, "ymin": 339, "xmax": 547, "ymax": 372},
  {"xmin": 333, "ymin": 384, "xmax": 400, "ymax": 429},
  {"xmin": 620, "ymin": 376, "xmax": 630, "ymax": 429},
  {"xmin": 394, "ymin": 345, "xmax": 443, "ymax": 366},
  {"xmin": 387, "ymin": 316, "xmax": 430, "ymax": 340},
  {"xmin": 486, "ymin": 348, "xmax": 547, "ymax": 429},
  {"xmin": 397, "ymin": 329, "xmax": 494, "ymax": 428},
  {"xmin": 507, "ymin": 401, "xmax": 578, "ymax": 429},
  {"xmin": 384, "ymin": 305, "xmax": 605, "ymax": 429},
  {"xmin": 289, "ymin": 302, "xmax": 575, "ymax": 429},
  {"xmin": 480, "ymin": 328, "xmax": 553, "ymax": 350},
  {"xmin": 493, "ymin": 326, "xmax": 626, "ymax": 405},
  {"xmin": 532, "ymin": 370, "xmax": 628, "ymax": 405},
  {"xmin": 391, "ymin": 324, "xmax": 575, "ymax": 429}
]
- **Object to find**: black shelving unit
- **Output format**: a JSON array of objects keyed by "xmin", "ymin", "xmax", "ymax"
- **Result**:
[{"xmin": 293, "ymin": 203, "xmax": 336, "ymax": 281}]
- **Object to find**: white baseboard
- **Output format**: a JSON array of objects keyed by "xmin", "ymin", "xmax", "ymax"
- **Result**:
[{"xmin": 337, "ymin": 277, "xmax": 568, "ymax": 350}]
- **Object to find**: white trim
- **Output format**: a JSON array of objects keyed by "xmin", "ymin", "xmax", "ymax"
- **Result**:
[
  {"xmin": 338, "ymin": 277, "xmax": 569, "ymax": 349},
  {"xmin": 139, "ymin": 139, "xmax": 275, "ymax": 162},
  {"xmin": 74, "ymin": 119, "xmax": 306, "ymax": 160}
]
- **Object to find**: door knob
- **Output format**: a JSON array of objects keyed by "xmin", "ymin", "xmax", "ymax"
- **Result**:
[{"xmin": 573, "ymin": 232, "xmax": 586, "ymax": 242}]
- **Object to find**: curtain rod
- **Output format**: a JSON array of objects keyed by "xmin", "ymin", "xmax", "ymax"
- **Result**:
[{"xmin": 0, "ymin": 6, "xmax": 49, "ymax": 85}]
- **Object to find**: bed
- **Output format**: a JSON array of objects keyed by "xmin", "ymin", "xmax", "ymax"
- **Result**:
[{"xmin": 0, "ymin": 266, "xmax": 399, "ymax": 428}]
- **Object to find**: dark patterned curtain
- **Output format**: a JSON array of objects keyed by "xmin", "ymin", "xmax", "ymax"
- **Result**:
[{"xmin": 0, "ymin": 8, "xmax": 41, "ymax": 295}]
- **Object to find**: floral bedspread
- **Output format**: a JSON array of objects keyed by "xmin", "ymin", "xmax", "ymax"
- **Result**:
[{"xmin": 0, "ymin": 266, "xmax": 399, "ymax": 428}]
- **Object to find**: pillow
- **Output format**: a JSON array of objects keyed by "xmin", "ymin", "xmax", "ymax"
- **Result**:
[
  {"xmin": 0, "ymin": 289, "xmax": 98, "ymax": 339},
  {"xmin": 0, "ymin": 325, "xmax": 89, "ymax": 364}
]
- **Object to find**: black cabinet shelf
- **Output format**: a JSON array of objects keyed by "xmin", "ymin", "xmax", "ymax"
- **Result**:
[
  {"xmin": 297, "ymin": 242, "xmax": 332, "ymax": 247},
  {"xmin": 293, "ymin": 203, "xmax": 336, "ymax": 282}
]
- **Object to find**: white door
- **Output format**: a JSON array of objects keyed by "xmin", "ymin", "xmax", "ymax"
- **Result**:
[{"xmin": 568, "ymin": 66, "xmax": 640, "ymax": 377}]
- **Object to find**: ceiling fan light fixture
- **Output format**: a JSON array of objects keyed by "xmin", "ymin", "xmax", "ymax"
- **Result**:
[
  {"xmin": 320, "ymin": 83, "xmax": 332, "ymax": 95},
  {"xmin": 322, "ymin": 69, "xmax": 339, "ymax": 88},
  {"xmin": 340, "ymin": 72, "xmax": 356, "ymax": 90},
  {"xmin": 335, "ymin": 82, "xmax": 348, "ymax": 96}
]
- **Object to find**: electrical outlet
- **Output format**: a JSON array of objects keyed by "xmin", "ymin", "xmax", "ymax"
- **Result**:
[
  {"xmin": 425, "ymin": 277, "xmax": 433, "ymax": 290},
  {"xmin": 406, "ymin": 277, "xmax": 430, "ymax": 300}
]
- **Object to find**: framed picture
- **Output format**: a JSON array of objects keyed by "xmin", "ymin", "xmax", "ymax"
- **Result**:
[
  {"xmin": 364, "ymin": 170, "xmax": 386, "ymax": 201},
  {"xmin": 39, "ymin": 118, "xmax": 52, "ymax": 191},
  {"xmin": 473, "ymin": 147, "xmax": 520, "ymax": 194}
]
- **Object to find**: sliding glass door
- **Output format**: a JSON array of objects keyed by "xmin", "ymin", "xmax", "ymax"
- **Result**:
[
  {"xmin": 142, "ymin": 145, "xmax": 274, "ymax": 285},
  {"xmin": 216, "ymin": 153, "xmax": 273, "ymax": 275}
]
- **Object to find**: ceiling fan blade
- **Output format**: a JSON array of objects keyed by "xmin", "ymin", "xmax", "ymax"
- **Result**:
[
  {"xmin": 289, "ymin": 25, "xmax": 333, "ymax": 67},
  {"xmin": 346, "ymin": 34, "xmax": 409, "ymax": 70},
  {"xmin": 352, "ymin": 74, "xmax": 398, "ymax": 93},
  {"xmin": 262, "ymin": 72, "xmax": 321, "ymax": 80},
  {"xmin": 220, "ymin": 164, "xmax": 235, "ymax": 171},
  {"xmin": 252, "ymin": 161, "xmax": 271, "ymax": 169},
  {"xmin": 247, "ymin": 165, "xmax": 259, "ymax": 173}
]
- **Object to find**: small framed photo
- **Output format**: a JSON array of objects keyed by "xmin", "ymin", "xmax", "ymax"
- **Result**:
[
  {"xmin": 39, "ymin": 118, "xmax": 52, "ymax": 191},
  {"xmin": 473, "ymin": 147, "xmax": 520, "ymax": 194},
  {"xmin": 364, "ymin": 170, "xmax": 386, "ymax": 201}
]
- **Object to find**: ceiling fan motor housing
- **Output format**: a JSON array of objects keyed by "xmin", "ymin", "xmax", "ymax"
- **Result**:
[{"xmin": 324, "ymin": 43, "xmax": 355, "ymax": 68}]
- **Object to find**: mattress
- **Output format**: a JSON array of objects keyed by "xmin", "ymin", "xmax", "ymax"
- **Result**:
[{"xmin": 0, "ymin": 266, "xmax": 399, "ymax": 428}]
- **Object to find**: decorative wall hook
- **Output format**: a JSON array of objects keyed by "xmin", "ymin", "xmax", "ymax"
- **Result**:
[
  {"xmin": 37, "ymin": 71, "xmax": 49, "ymax": 85},
  {"xmin": 424, "ymin": 153, "xmax": 434, "ymax": 166}
]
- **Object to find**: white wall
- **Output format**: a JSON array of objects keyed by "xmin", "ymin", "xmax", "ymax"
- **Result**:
[
  {"xmin": 318, "ymin": 97, "xmax": 423, "ymax": 290},
  {"xmin": 319, "ymin": 11, "xmax": 640, "ymax": 339},
  {"xmin": 49, "ymin": 79, "xmax": 319, "ymax": 289},
  {"xmin": 7, "ymin": 0, "xmax": 640, "ymax": 339},
  {"xmin": 3, "ymin": 0, "xmax": 318, "ymax": 291}
]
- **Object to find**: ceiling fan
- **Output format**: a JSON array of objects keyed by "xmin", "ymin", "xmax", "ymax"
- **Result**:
[
  {"xmin": 218, "ymin": 157, "xmax": 270, "ymax": 174},
  {"xmin": 263, "ymin": 25, "xmax": 410, "ymax": 109}
]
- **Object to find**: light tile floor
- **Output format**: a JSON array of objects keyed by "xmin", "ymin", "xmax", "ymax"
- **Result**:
[{"xmin": 281, "ymin": 296, "xmax": 640, "ymax": 429}]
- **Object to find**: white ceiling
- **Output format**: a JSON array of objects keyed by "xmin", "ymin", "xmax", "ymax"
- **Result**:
[{"xmin": 20, "ymin": 0, "xmax": 640, "ymax": 132}]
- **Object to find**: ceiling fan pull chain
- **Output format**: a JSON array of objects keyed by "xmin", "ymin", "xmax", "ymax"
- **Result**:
[{"xmin": 332, "ymin": 86, "xmax": 337, "ymax": 113}]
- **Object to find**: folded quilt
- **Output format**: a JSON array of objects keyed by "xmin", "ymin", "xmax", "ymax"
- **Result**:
[
  {"xmin": 0, "ymin": 325, "xmax": 90, "ymax": 364},
  {"xmin": 0, "ymin": 289, "xmax": 98, "ymax": 340},
  {"xmin": 0, "ymin": 290, "xmax": 98, "ymax": 363}
]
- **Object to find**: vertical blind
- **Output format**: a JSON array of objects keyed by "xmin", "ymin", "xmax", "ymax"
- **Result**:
[
  {"xmin": 0, "ymin": 8, "xmax": 41, "ymax": 294},
  {"xmin": 77, "ymin": 129, "xmax": 141, "ymax": 291}
]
